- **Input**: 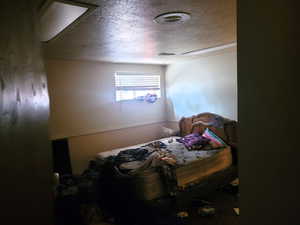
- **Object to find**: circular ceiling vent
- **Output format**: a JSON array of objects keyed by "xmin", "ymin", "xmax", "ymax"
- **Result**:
[{"xmin": 153, "ymin": 12, "xmax": 191, "ymax": 24}]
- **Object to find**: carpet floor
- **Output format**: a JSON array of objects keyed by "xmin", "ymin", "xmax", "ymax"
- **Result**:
[
  {"xmin": 99, "ymin": 185, "xmax": 239, "ymax": 225},
  {"xmin": 187, "ymin": 188, "xmax": 239, "ymax": 225}
]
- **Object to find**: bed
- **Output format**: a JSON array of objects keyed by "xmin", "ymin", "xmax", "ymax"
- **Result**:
[{"xmin": 95, "ymin": 113, "xmax": 238, "ymax": 202}]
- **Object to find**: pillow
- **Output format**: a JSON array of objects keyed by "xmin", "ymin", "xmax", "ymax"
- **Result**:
[
  {"xmin": 191, "ymin": 122, "xmax": 227, "ymax": 140},
  {"xmin": 202, "ymin": 128, "xmax": 227, "ymax": 148},
  {"xmin": 178, "ymin": 133, "xmax": 210, "ymax": 149},
  {"xmin": 191, "ymin": 123, "xmax": 206, "ymax": 134},
  {"xmin": 191, "ymin": 120, "xmax": 214, "ymax": 134}
]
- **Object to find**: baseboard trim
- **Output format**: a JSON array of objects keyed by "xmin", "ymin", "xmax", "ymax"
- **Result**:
[{"xmin": 51, "ymin": 120, "xmax": 167, "ymax": 140}]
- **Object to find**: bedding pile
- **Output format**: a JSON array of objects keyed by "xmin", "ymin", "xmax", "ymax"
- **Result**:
[
  {"xmin": 95, "ymin": 128, "xmax": 232, "ymax": 200},
  {"xmin": 104, "ymin": 136, "xmax": 224, "ymax": 176},
  {"xmin": 97, "ymin": 130, "xmax": 228, "ymax": 196}
]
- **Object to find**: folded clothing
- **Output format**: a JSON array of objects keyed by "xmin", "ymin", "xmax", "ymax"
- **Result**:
[
  {"xmin": 178, "ymin": 133, "xmax": 210, "ymax": 150},
  {"xmin": 110, "ymin": 141, "xmax": 167, "ymax": 166},
  {"xmin": 178, "ymin": 128, "xmax": 228, "ymax": 150}
]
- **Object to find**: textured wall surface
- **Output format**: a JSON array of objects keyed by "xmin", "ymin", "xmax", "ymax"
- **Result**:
[
  {"xmin": 165, "ymin": 49, "xmax": 237, "ymax": 121},
  {"xmin": 0, "ymin": 1, "xmax": 53, "ymax": 223},
  {"xmin": 46, "ymin": 59, "xmax": 166, "ymax": 140}
]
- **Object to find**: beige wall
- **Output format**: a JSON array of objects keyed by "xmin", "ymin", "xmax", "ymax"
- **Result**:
[
  {"xmin": 46, "ymin": 60, "xmax": 166, "ymax": 140},
  {"xmin": 69, "ymin": 122, "xmax": 170, "ymax": 174},
  {"xmin": 165, "ymin": 49, "xmax": 237, "ymax": 121}
]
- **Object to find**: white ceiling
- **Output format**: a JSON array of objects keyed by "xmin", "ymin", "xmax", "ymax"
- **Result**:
[{"xmin": 42, "ymin": 0, "xmax": 236, "ymax": 64}]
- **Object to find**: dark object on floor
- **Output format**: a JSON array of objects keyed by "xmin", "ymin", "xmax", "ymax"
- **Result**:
[
  {"xmin": 175, "ymin": 217, "xmax": 189, "ymax": 225},
  {"xmin": 197, "ymin": 206, "xmax": 216, "ymax": 216},
  {"xmin": 80, "ymin": 204, "xmax": 103, "ymax": 225},
  {"xmin": 54, "ymin": 162, "xmax": 105, "ymax": 225},
  {"xmin": 52, "ymin": 138, "xmax": 72, "ymax": 175},
  {"xmin": 191, "ymin": 198, "xmax": 216, "ymax": 217},
  {"xmin": 55, "ymin": 195, "xmax": 83, "ymax": 225},
  {"xmin": 222, "ymin": 184, "xmax": 239, "ymax": 194},
  {"xmin": 221, "ymin": 178, "xmax": 239, "ymax": 195},
  {"xmin": 177, "ymin": 211, "xmax": 189, "ymax": 218},
  {"xmin": 233, "ymin": 208, "xmax": 240, "ymax": 215},
  {"xmin": 191, "ymin": 198, "xmax": 212, "ymax": 207},
  {"xmin": 192, "ymin": 199, "xmax": 215, "ymax": 217}
]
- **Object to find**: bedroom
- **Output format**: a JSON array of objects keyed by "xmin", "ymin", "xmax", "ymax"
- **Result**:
[
  {"xmin": 43, "ymin": 0, "xmax": 238, "ymax": 224},
  {"xmin": 1, "ymin": 1, "xmax": 296, "ymax": 225}
]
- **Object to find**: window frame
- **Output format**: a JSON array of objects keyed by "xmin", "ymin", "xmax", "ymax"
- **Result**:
[{"xmin": 114, "ymin": 72, "xmax": 161, "ymax": 102}]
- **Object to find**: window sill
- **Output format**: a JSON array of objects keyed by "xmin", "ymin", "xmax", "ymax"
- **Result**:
[{"xmin": 116, "ymin": 97, "xmax": 161, "ymax": 103}]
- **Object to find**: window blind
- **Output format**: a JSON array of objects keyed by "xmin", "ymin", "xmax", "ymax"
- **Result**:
[
  {"xmin": 115, "ymin": 73, "xmax": 161, "ymax": 101},
  {"xmin": 115, "ymin": 74, "xmax": 160, "ymax": 90}
]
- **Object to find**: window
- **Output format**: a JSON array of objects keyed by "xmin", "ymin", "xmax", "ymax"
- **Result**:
[{"xmin": 115, "ymin": 72, "xmax": 161, "ymax": 102}]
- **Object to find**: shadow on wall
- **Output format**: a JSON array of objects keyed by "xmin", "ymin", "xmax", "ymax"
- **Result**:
[{"xmin": 166, "ymin": 98, "xmax": 176, "ymax": 121}]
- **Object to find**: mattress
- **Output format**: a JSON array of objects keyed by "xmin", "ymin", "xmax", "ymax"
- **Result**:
[
  {"xmin": 96, "ymin": 137, "xmax": 178, "ymax": 159},
  {"xmin": 96, "ymin": 136, "xmax": 232, "ymax": 200}
]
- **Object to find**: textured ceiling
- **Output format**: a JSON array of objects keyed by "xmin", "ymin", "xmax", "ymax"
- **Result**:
[{"xmin": 42, "ymin": 0, "xmax": 236, "ymax": 64}]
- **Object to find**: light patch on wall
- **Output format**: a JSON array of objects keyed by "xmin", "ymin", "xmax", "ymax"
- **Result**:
[
  {"xmin": 166, "ymin": 51, "xmax": 237, "ymax": 121},
  {"xmin": 167, "ymin": 84, "xmax": 212, "ymax": 120},
  {"xmin": 33, "ymin": 89, "xmax": 50, "ymax": 109}
]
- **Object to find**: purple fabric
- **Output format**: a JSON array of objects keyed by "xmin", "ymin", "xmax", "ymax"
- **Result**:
[{"xmin": 178, "ymin": 133, "xmax": 210, "ymax": 149}]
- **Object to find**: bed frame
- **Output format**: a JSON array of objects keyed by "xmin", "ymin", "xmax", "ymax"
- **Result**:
[
  {"xmin": 97, "ymin": 113, "xmax": 238, "ymax": 223},
  {"xmin": 180, "ymin": 112, "xmax": 238, "ymax": 164}
]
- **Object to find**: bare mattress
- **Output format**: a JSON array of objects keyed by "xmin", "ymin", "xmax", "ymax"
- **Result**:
[{"xmin": 96, "ymin": 136, "xmax": 232, "ymax": 200}]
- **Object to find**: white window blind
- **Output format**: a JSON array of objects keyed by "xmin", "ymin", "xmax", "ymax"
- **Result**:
[{"xmin": 115, "ymin": 73, "xmax": 161, "ymax": 101}]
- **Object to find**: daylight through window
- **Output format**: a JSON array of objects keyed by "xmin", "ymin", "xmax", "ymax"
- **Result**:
[{"xmin": 115, "ymin": 73, "xmax": 161, "ymax": 101}]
